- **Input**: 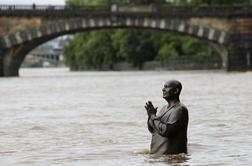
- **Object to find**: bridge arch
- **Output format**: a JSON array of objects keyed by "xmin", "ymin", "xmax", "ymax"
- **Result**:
[{"xmin": 0, "ymin": 17, "xmax": 229, "ymax": 76}]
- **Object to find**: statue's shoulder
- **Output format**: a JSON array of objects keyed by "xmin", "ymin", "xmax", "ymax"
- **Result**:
[{"xmin": 177, "ymin": 102, "xmax": 188, "ymax": 111}]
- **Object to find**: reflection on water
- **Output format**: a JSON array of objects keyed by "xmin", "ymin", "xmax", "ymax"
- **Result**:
[
  {"xmin": 0, "ymin": 68, "xmax": 252, "ymax": 166},
  {"xmin": 146, "ymin": 153, "xmax": 190, "ymax": 165},
  {"xmin": 135, "ymin": 149, "xmax": 190, "ymax": 165}
]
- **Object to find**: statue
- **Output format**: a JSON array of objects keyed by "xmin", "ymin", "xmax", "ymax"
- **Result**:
[{"xmin": 145, "ymin": 80, "xmax": 189, "ymax": 155}]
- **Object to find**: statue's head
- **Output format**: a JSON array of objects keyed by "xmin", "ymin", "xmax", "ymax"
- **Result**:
[{"xmin": 162, "ymin": 80, "xmax": 182, "ymax": 100}]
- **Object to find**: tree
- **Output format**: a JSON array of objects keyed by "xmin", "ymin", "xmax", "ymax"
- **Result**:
[
  {"xmin": 64, "ymin": 38, "xmax": 78, "ymax": 70},
  {"xmin": 65, "ymin": 0, "xmax": 110, "ymax": 6},
  {"xmin": 113, "ymin": 29, "xmax": 158, "ymax": 69},
  {"xmin": 87, "ymin": 31, "xmax": 116, "ymax": 69},
  {"xmin": 64, "ymin": 30, "xmax": 116, "ymax": 70},
  {"xmin": 190, "ymin": 0, "xmax": 250, "ymax": 5},
  {"xmin": 64, "ymin": 0, "xmax": 227, "ymax": 71},
  {"xmin": 65, "ymin": 0, "xmax": 166, "ymax": 6},
  {"xmin": 64, "ymin": 0, "xmax": 171, "ymax": 70}
]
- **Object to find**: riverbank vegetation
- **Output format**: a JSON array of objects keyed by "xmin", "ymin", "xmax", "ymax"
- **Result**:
[{"xmin": 64, "ymin": 0, "xmax": 250, "ymax": 70}]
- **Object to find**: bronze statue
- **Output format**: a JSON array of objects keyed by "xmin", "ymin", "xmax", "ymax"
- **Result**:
[{"xmin": 145, "ymin": 80, "xmax": 188, "ymax": 155}]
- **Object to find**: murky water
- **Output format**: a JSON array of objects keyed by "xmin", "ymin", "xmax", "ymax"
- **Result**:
[{"xmin": 0, "ymin": 68, "xmax": 252, "ymax": 166}]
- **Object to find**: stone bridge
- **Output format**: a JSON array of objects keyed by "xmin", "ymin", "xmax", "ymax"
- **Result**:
[{"xmin": 0, "ymin": 4, "xmax": 252, "ymax": 76}]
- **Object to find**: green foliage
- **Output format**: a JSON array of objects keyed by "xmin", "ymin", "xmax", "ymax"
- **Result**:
[
  {"xmin": 190, "ymin": 0, "xmax": 251, "ymax": 5},
  {"xmin": 124, "ymin": 0, "xmax": 166, "ymax": 5},
  {"xmin": 64, "ymin": 30, "xmax": 116, "ymax": 70},
  {"xmin": 112, "ymin": 29, "xmax": 158, "ymax": 69},
  {"xmin": 65, "ymin": 0, "xmax": 166, "ymax": 6},
  {"xmin": 63, "ymin": 0, "xmax": 231, "ymax": 70},
  {"xmin": 170, "ymin": 0, "xmax": 251, "ymax": 5},
  {"xmin": 158, "ymin": 44, "xmax": 178, "ymax": 61},
  {"xmin": 65, "ymin": 0, "xmax": 110, "ymax": 6},
  {"xmin": 156, "ymin": 32, "xmax": 209, "ymax": 62}
]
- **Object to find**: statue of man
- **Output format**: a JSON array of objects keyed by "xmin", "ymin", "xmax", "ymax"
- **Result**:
[{"xmin": 145, "ymin": 80, "xmax": 189, "ymax": 155}]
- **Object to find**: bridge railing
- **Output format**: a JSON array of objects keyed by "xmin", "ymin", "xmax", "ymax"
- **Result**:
[
  {"xmin": 154, "ymin": 5, "xmax": 252, "ymax": 17},
  {"xmin": 0, "ymin": 4, "xmax": 251, "ymax": 18},
  {"xmin": 0, "ymin": 5, "xmax": 63, "ymax": 10},
  {"xmin": 0, "ymin": 5, "xmax": 112, "ymax": 11}
]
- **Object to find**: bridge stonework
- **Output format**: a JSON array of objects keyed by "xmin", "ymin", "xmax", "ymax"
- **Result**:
[
  {"xmin": 227, "ymin": 19, "xmax": 252, "ymax": 71},
  {"xmin": 0, "ymin": 17, "xmax": 42, "ymax": 36},
  {"xmin": 0, "ymin": 5, "xmax": 251, "ymax": 76}
]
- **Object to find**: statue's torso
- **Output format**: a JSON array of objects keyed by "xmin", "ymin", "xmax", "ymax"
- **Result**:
[{"xmin": 150, "ymin": 103, "xmax": 188, "ymax": 155}]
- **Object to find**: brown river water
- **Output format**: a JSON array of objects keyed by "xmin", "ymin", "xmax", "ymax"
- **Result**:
[{"xmin": 0, "ymin": 68, "xmax": 252, "ymax": 166}]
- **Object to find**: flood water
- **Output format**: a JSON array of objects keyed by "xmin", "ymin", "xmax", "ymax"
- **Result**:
[{"xmin": 0, "ymin": 68, "xmax": 252, "ymax": 166}]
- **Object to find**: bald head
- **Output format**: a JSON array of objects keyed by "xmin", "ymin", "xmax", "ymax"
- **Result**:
[
  {"xmin": 162, "ymin": 80, "xmax": 182, "ymax": 100},
  {"xmin": 166, "ymin": 80, "xmax": 182, "ymax": 93}
]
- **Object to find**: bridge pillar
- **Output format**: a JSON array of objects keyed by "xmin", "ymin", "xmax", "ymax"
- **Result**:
[
  {"xmin": 226, "ymin": 34, "xmax": 252, "ymax": 71},
  {"xmin": 0, "ymin": 34, "xmax": 55, "ymax": 77},
  {"xmin": 2, "ymin": 47, "xmax": 25, "ymax": 77},
  {"xmin": 247, "ymin": 44, "xmax": 252, "ymax": 70},
  {"xmin": 226, "ymin": 19, "xmax": 252, "ymax": 71},
  {"xmin": 0, "ymin": 50, "xmax": 3, "ymax": 77},
  {"xmin": 0, "ymin": 47, "xmax": 27, "ymax": 77}
]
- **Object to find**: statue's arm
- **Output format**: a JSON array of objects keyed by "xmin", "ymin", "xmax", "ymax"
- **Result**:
[
  {"xmin": 147, "ymin": 116, "xmax": 155, "ymax": 134},
  {"xmin": 145, "ymin": 101, "xmax": 159, "ymax": 134},
  {"xmin": 150, "ymin": 107, "xmax": 187, "ymax": 137}
]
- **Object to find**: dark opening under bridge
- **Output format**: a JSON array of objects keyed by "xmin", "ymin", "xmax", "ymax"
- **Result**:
[{"xmin": 0, "ymin": 4, "xmax": 252, "ymax": 76}]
